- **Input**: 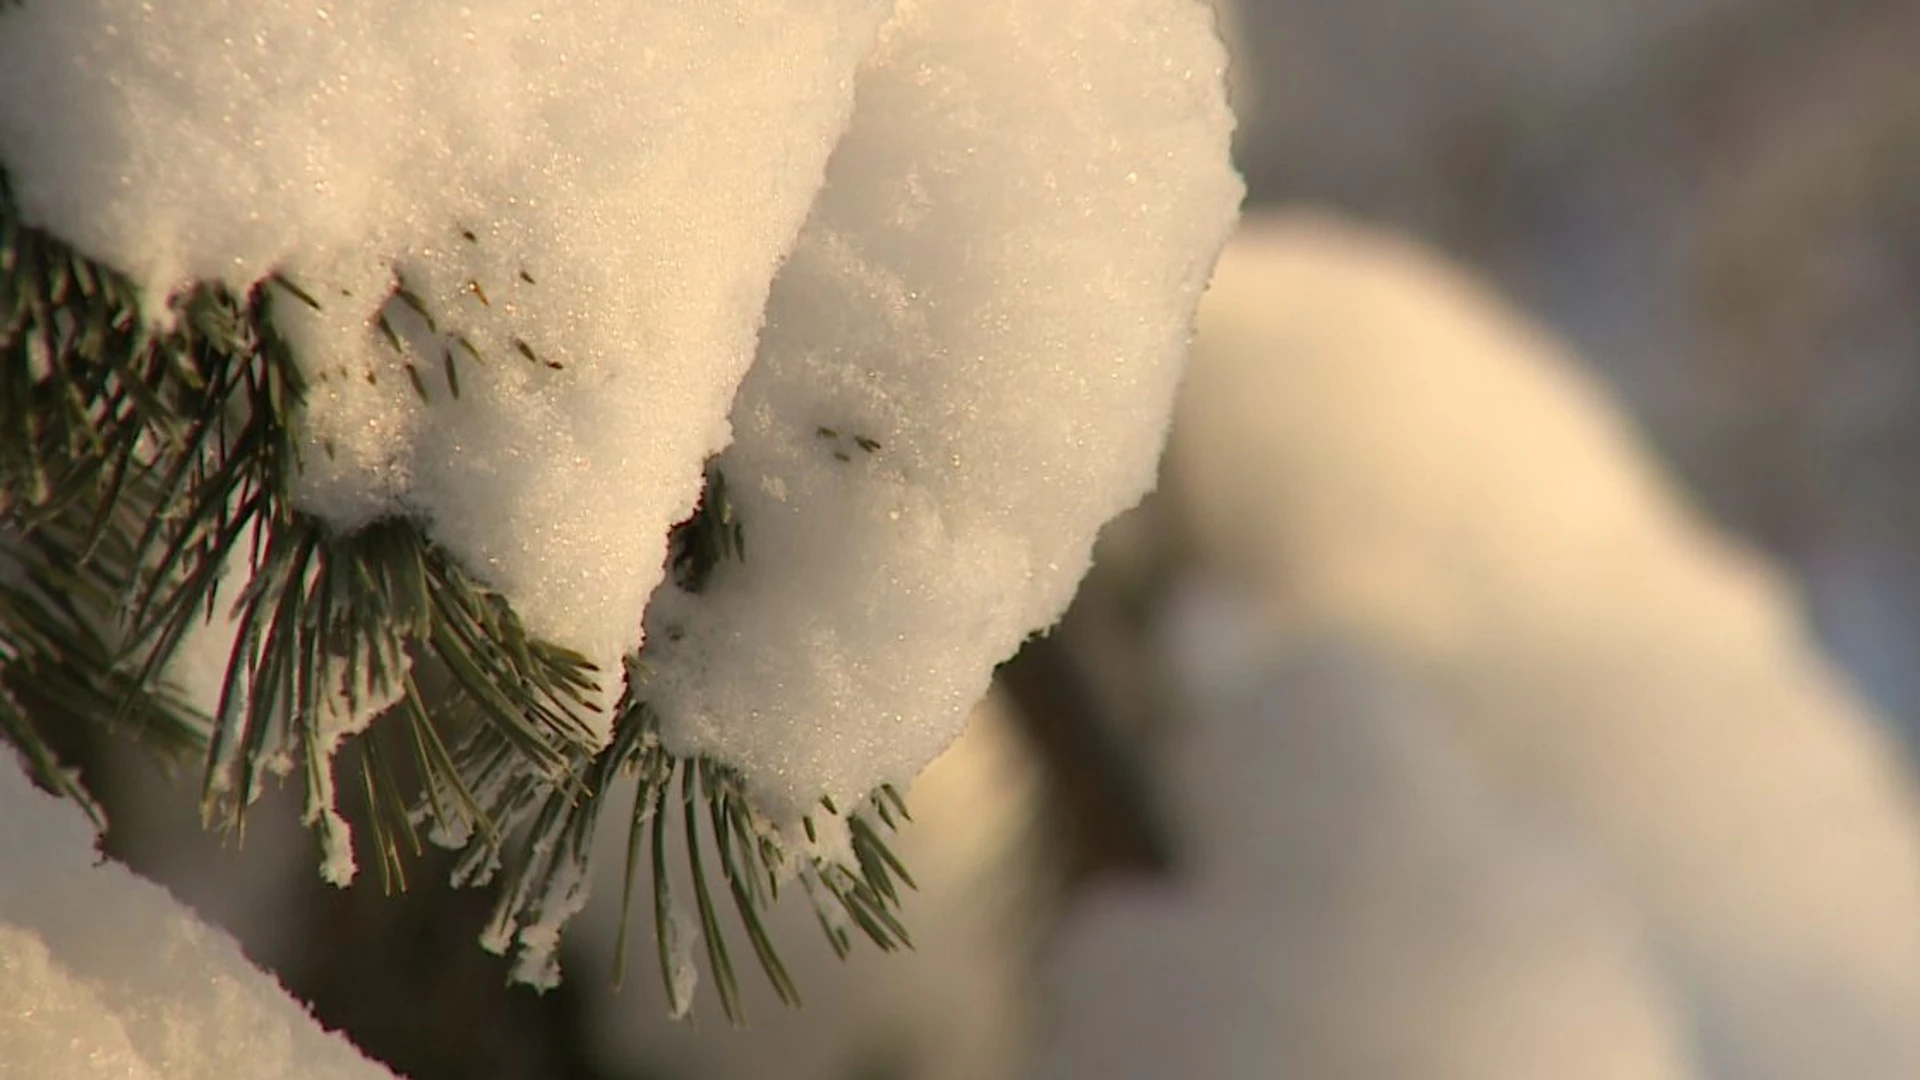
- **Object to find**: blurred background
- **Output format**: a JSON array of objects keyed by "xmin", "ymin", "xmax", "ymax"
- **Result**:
[
  {"xmin": 1219, "ymin": 0, "xmax": 1920, "ymax": 738},
  {"xmin": 83, "ymin": 1, "xmax": 1920, "ymax": 1077}
]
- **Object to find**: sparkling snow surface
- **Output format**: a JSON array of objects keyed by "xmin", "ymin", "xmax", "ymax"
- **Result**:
[
  {"xmin": 0, "ymin": 752, "xmax": 395, "ymax": 1080},
  {"xmin": 0, "ymin": 0, "xmax": 1238, "ymax": 816},
  {"xmin": 1040, "ymin": 215, "xmax": 1920, "ymax": 1079}
]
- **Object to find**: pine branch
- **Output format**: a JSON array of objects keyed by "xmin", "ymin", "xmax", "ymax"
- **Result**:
[
  {"xmin": 2, "ymin": 168, "xmax": 603, "ymax": 827},
  {"xmin": 0, "ymin": 168, "xmax": 917, "ymax": 1021},
  {"xmin": 467, "ymin": 471, "xmax": 915, "ymax": 1022},
  {"xmin": 468, "ymin": 690, "xmax": 915, "ymax": 1023}
]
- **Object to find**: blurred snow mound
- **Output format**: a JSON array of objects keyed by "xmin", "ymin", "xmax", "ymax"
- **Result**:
[
  {"xmin": 0, "ymin": 751, "xmax": 395, "ymax": 1080},
  {"xmin": 1042, "ymin": 212, "xmax": 1920, "ymax": 1079}
]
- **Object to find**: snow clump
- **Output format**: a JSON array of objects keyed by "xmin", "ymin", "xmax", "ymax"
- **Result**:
[{"xmin": 639, "ymin": 0, "xmax": 1244, "ymax": 816}]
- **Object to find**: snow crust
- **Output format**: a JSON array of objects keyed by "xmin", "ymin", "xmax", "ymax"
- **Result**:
[
  {"xmin": 0, "ymin": 751, "xmax": 394, "ymax": 1080},
  {"xmin": 0, "ymin": 0, "xmax": 1238, "ymax": 817},
  {"xmin": 1040, "ymin": 213, "xmax": 1920, "ymax": 1077},
  {"xmin": 638, "ymin": 0, "xmax": 1242, "ymax": 816}
]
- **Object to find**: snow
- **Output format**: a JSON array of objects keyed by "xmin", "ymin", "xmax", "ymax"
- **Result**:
[
  {"xmin": 638, "ymin": 0, "xmax": 1241, "ymax": 817},
  {"xmin": 0, "ymin": 0, "xmax": 1238, "ymax": 821},
  {"xmin": 1039, "ymin": 213, "xmax": 1920, "ymax": 1077},
  {"xmin": 300, "ymin": 658, "xmax": 401, "ymax": 887},
  {"xmin": 0, "ymin": 749, "xmax": 395, "ymax": 1080}
]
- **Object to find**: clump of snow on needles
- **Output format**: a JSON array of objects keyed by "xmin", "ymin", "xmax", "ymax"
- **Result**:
[
  {"xmin": 0, "ymin": 0, "xmax": 893, "ymax": 725},
  {"xmin": 0, "ymin": 0, "xmax": 1239, "ymax": 822},
  {"xmin": 0, "ymin": 749, "xmax": 395, "ymax": 1080},
  {"xmin": 639, "ymin": 0, "xmax": 1242, "ymax": 817}
]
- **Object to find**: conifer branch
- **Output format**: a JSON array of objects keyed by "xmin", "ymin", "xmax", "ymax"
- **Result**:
[
  {"xmin": 0, "ymin": 168, "xmax": 916, "ymax": 1020},
  {"xmin": 470, "ymin": 471, "xmax": 915, "ymax": 1022}
]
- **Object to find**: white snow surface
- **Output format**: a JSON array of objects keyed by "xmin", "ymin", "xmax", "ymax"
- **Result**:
[
  {"xmin": 1040, "ymin": 214, "xmax": 1920, "ymax": 1078},
  {"xmin": 639, "ymin": 0, "xmax": 1241, "ymax": 817},
  {"xmin": 0, "ymin": 751, "xmax": 394, "ymax": 1080},
  {"xmin": 0, "ymin": 0, "xmax": 1238, "ymax": 816}
]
